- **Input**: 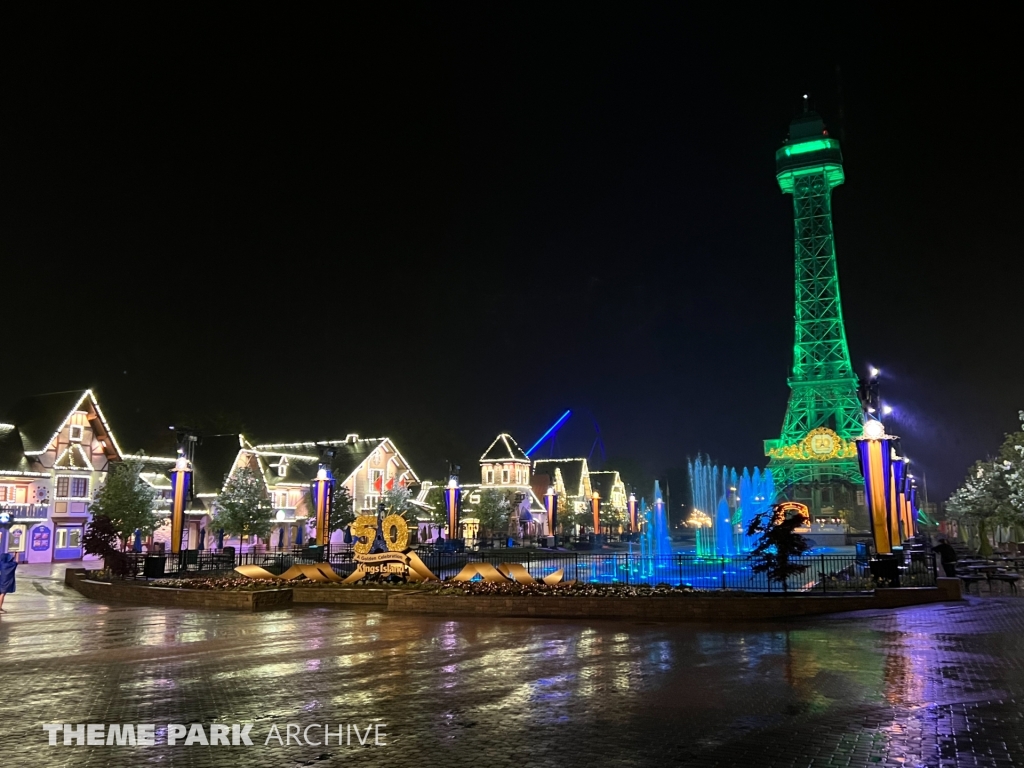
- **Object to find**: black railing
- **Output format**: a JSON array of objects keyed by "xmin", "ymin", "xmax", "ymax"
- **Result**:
[{"xmin": 122, "ymin": 547, "xmax": 937, "ymax": 592}]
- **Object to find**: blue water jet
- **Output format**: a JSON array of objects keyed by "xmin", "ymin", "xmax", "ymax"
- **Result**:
[{"xmin": 688, "ymin": 456, "xmax": 775, "ymax": 557}]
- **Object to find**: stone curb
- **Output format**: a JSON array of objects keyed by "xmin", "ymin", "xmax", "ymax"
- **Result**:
[{"xmin": 65, "ymin": 569, "xmax": 963, "ymax": 619}]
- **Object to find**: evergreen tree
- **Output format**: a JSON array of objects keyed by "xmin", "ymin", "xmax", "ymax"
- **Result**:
[
  {"xmin": 302, "ymin": 484, "xmax": 355, "ymax": 541},
  {"xmin": 474, "ymin": 489, "xmax": 510, "ymax": 538},
  {"xmin": 746, "ymin": 506, "xmax": 810, "ymax": 592},
  {"xmin": 212, "ymin": 466, "xmax": 274, "ymax": 544},
  {"xmin": 88, "ymin": 459, "xmax": 159, "ymax": 547},
  {"xmin": 422, "ymin": 485, "xmax": 448, "ymax": 529},
  {"xmin": 383, "ymin": 485, "xmax": 414, "ymax": 516}
]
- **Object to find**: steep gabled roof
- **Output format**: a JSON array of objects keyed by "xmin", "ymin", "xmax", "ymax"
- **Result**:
[
  {"xmin": 0, "ymin": 424, "xmax": 31, "ymax": 473},
  {"xmin": 261, "ymin": 453, "xmax": 320, "ymax": 487},
  {"xmin": 253, "ymin": 436, "xmax": 420, "ymax": 486},
  {"xmin": 533, "ymin": 458, "xmax": 588, "ymax": 497},
  {"xmin": 589, "ymin": 470, "xmax": 621, "ymax": 502},
  {"xmin": 6, "ymin": 390, "xmax": 90, "ymax": 453},
  {"xmin": 480, "ymin": 433, "xmax": 530, "ymax": 463},
  {"xmin": 192, "ymin": 434, "xmax": 250, "ymax": 495},
  {"xmin": 4, "ymin": 389, "xmax": 123, "ymax": 459}
]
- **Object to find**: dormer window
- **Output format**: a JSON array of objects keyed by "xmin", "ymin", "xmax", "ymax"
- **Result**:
[
  {"xmin": 69, "ymin": 425, "xmax": 84, "ymax": 442},
  {"xmin": 277, "ymin": 457, "xmax": 288, "ymax": 477}
]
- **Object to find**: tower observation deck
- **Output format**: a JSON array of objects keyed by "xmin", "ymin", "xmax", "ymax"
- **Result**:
[{"xmin": 765, "ymin": 108, "xmax": 864, "ymax": 520}]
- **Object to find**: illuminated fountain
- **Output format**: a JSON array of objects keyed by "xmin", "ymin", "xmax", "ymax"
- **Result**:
[
  {"xmin": 639, "ymin": 481, "xmax": 672, "ymax": 559},
  {"xmin": 628, "ymin": 481, "xmax": 673, "ymax": 579},
  {"xmin": 688, "ymin": 457, "xmax": 775, "ymax": 557}
]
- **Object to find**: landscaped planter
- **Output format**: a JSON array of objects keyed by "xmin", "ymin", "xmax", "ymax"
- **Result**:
[
  {"xmin": 65, "ymin": 569, "xmax": 293, "ymax": 612},
  {"xmin": 64, "ymin": 568, "xmax": 963, "ymax": 620}
]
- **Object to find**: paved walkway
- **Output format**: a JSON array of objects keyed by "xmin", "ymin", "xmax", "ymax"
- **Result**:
[{"xmin": 1, "ymin": 563, "xmax": 1022, "ymax": 767}]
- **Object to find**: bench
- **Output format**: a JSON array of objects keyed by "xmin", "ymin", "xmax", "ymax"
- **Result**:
[
  {"xmin": 988, "ymin": 572, "xmax": 1021, "ymax": 594},
  {"xmin": 958, "ymin": 574, "xmax": 987, "ymax": 594}
]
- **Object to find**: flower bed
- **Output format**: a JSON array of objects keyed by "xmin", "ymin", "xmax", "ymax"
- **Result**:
[
  {"xmin": 150, "ymin": 577, "xmax": 282, "ymax": 591},
  {"xmin": 430, "ymin": 582, "xmax": 700, "ymax": 597}
]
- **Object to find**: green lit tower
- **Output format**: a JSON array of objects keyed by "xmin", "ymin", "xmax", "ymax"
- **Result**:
[{"xmin": 764, "ymin": 103, "xmax": 864, "ymax": 521}]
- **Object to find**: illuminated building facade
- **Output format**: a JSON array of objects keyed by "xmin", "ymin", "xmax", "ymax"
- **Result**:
[
  {"xmin": 150, "ymin": 434, "xmax": 421, "ymax": 551},
  {"xmin": 0, "ymin": 388, "xmax": 422, "ymax": 559},
  {"xmin": 0, "ymin": 390, "xmax": 124, "ymax": 563},
  {"xmin": 457, "ymin": 434, "xmax": 547, "ymax": 538}
]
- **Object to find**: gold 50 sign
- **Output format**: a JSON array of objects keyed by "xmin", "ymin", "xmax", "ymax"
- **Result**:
[{"xmin": 350, "ymin": 514, "xmax": 410, "ymax": 555}]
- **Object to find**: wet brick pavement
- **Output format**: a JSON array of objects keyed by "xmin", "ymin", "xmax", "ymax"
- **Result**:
[{"xmin": 1, "ymin": 563, "xmax": 1023, "ymax": 767}]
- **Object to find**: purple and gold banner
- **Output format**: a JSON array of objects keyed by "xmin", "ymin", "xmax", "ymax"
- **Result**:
[
  {"xmin": 444, "ymin": 482, "xmax": 461, "ymax": 539},
  {"xmin": 891, "ymin": 458, "xmax": 907, "ymax": 544},
  {"xmin": 544, "ymin": 490, "xmax": 557, "ymax": 536},
  {"xmin": 311, "ymin": 467, "xmax": 334, "ymax": 547},
  {"xmin": 169, "ymin": 459, "xmax": 191, "ymax": 555},
  {"xmin": 856, "ymin": 434, "xmax": 893, "ymax": 555},
  {"xmin": 897, "ymin": 461, "xmax": 914, "ymax": 540}
]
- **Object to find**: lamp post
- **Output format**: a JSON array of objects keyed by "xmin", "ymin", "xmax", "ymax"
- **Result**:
[
  {"xmin": 855, "ymin": 419, "xmax": 896, "ymax": 556},
  {"xmin": 169, "ymin": 453, "xmax": 192, "ymax": 556},
  {"xmin": 544, "ymin": 487, "xmax": 557, "ymax": 544},
  {"xmin": 311, "ymin": 465, "xmax": 334, "ymax": 550},
  {"xmin": 627, "ymin": 492, "xmax": 638, "ymax": 536},
  {"xmin": 444, "ymin": 477, "xmax": 461, "ymax": 541},
  {"xmin": 591, "ymin": 492, "xmax": 601, "ymax": 536}
]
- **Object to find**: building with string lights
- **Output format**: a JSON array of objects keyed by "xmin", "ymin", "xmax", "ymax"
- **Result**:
[{"xmin": 0, "ymin": 388, "xmax": 421, "ymax": 561}]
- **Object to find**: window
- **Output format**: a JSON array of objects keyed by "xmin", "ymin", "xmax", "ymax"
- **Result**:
[
  {"xmin": 364, "ymin": 494, "xmax": 380, "ymax": 510},
  {"xmin": 276, "ymin": 491, "xmax": 290, "ymax": 508},
  {"xmin": 486, "ymin": 469, "xmax": 494, "ymax": 484},
  {"xmin": 0, "ymin": 485, "xmax": 16, "ymax": 502},
  {"xmin": 368, "ymin": 469, "xmax": 383, "ymax": 490},
  {"xmin": 277, "ymin": 457, "xmax": 288, "ymax": 477},
  {"xmin": 69, "ymin": 424, "xmax": 84, "ymax": 442},
  {"xmin": 515, "ymin": 468, "xmax": 522, "ymax": 485},
  {"xmin": 502, "ymin": 469, "xmax": 509, "ymax": 484},
  {"xmin": 9, "ymin": 527, "xmax": 24, "ymax": 552},
  {"xmin": 70, "ymin": 477, "xmax": 89, "ymax": 498},
  {"xmin": 56, "ymin": 476, "xmax": 70, "ymax": 497},
  {"xmin": 57, "ymin": 527, "xmax": 83, "ymax": 549}
]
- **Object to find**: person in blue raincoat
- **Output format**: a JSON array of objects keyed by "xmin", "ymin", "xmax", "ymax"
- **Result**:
[{"xmin": 0, "ymin": 552, "xmax": 17, "ymax": 612}]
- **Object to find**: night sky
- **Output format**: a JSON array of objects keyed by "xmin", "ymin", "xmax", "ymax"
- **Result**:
[{"xmin": 3, "ymin": 8, "xmax": 1019, "ymax": 504}]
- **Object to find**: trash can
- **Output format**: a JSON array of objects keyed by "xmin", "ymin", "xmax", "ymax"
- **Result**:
[
  {"xmin": 143, "ymin": 556, "xmax": 166, "ymax": 579},
  {"xmin": 869, "ymin": 556, "xmax": 900, "ymax": 587},
  {"xmin": 855, "ymin": 540, "xmax": 871, "ymax": 564}
]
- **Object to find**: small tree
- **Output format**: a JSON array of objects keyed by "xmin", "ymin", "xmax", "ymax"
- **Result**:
[
  {"xmin": 89, "ymin": 459, "xmax": 159, "ymax": 547},
  {"xmin": 947, "ymin": 458, "xmax": 1017, "ymax": 556},
  {"xmin": 382, "ymin": 485, "xmax": 414, "ymax": 516},
  {"xmin": 301, "ymin": 484, "xmax": 355, "ymax": 543},
  {"xmin": 474, "ymin": 489, "xmax": 511, "ymax": 539},
  {"xmin": 212, "ymin": 466, "xmax": 274, "ymax": 545},
  {"xmin": 746, "ymin": 506, "xmax": 810, "ymax": 592},
  {"xmin": 82, "ymin": 515, "xmax": 134, "ymax": 577},
  {"xmin": 422, "ymin": 485, "xmax": 448, "ymax": 533}
]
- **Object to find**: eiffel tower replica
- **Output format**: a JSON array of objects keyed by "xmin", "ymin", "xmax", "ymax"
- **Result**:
[{"xmin": 764, "ymin": 101, "xmax": 865, "ymax": 522}]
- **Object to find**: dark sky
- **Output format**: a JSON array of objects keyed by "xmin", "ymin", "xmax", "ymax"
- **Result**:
[{"xmin": 2, "ymin": 8, "xmax": 1020, "ymax": 501}]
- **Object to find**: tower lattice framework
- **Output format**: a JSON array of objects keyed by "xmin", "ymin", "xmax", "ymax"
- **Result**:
[{"xmin": 765, "ymin": 109, "xmax": 863, "ymax": 502}]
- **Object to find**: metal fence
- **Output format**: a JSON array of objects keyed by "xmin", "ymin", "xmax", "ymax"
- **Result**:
[{"xmin": 123, "ymin": 547, "xmax": 937, "ymax": 593}]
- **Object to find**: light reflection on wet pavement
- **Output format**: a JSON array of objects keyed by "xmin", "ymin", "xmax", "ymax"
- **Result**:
[{"xmin": 1, "ymin": 564, "xmax": 1022, "ymax": 767}]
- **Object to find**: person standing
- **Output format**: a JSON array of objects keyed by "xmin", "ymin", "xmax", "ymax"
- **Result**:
[
  {"xmin": 932, "ymin": 538, "xmax": 958, "ymax": 578},
  {"xmin": 0, "ymin": 552, "xmax": 17, "ymax": 612}
]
